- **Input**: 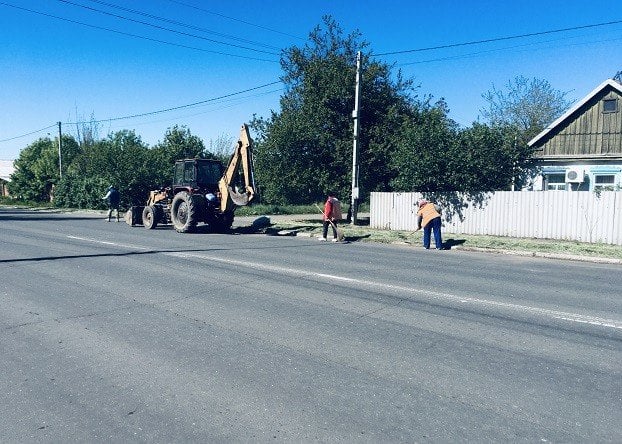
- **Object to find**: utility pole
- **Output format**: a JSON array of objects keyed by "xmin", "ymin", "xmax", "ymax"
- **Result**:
[
  {"xmin": 511, "ymin": 135, "xmax": 517, "ymax": 191},
  {"xmin": 57, "ymin": 121, "xmax": 63, "ymax": 179},
  {"xmin": 350, "ymin": 51, "xmax": 362, "ymax": 225}
]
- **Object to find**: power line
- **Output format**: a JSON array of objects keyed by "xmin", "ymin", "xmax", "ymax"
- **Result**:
[
  {"xmin": 165, "ymin": 0, "xmax": 305, "ymax": 41},
  {"xmin": 64, "ymin": 81, "xmax": 282, "ymax": 125},
  {"xmin": 85, "ymin": 0, "xmax": 281, "ymax": 50},
  {"xmin": 373, "ymin": 18, "xmax": 622, "ymax": 56},
  {"xmin": 0, "ymin": 1, "xmax": 279, "ymax": 62},
  {"xmin": 103, "ymin": 88, "xmax": 284, "ymax": 131},
  {"xmin": 0, "ymin": 124, "xmax": 58, "ymax": 143},
  {"xmin": 56, "ymin": 0, "xmax": 279, "ymax": 55},
  {"xmin": 0, "ymin": 82, "xmax": 282, "ymax": 144},
  {"xmin": 397, "ymin": 34, "xmax": 622, "ymax": 67}
]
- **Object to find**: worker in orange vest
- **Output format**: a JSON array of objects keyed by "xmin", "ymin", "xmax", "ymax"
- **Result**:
[{"xmin": 416, "ymin": 199, "xmax": 443, "ymax": 250}]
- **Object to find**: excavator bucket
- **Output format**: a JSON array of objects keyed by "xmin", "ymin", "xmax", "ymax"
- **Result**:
[{"xmin": 228, "ymin": 187, "xmax": 251, "ymax": 206}]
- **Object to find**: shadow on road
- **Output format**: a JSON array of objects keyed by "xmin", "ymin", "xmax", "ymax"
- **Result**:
[
  {"xmin": 0, "ymin": 209, "xmax": 100, "ymax": 222},
  {"xmin": 443, "ymin": 238, "xmax": 466, "ymax": 250},
  {"xmin": 0, "ymin": 241, "xmax": 326, "ymax": 265}
]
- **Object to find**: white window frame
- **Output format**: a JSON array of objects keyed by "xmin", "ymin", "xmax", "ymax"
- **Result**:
[
  {"xmin": 545, "ymin": 173, "xmax": 567, "ymax": 191},
  {"xmin": 593, "ymin": 174, "xmax": 616, "ymax": 191}
]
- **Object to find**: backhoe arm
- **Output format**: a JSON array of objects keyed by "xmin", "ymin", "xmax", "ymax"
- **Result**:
[{"xmin": 218, "ymin": 124, "xmax": 256, "ymax": 213}]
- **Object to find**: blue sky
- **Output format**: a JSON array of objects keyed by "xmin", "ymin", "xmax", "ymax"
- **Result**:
[{"xmin": 1, "ymin": 0, "xmax": 621, "ymax": 160}]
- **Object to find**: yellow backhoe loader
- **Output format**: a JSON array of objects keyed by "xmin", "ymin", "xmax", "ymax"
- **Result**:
[{"xmin": 127, "ymin": 124, "xmax": 256, "ymax": 233}]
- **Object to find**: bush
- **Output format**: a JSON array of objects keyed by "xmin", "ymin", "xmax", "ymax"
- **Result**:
[{"xmin": 54, "ymin": 173, "xmax": 109, "ymax": 210}]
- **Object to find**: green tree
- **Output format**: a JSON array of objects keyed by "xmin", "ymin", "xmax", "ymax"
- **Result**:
[
  {"xmin": 54, "ymin": 172, "xmax": 109, "ymax": 209},
  {"xmin": 390, "ymin": 100, "xmax": 459, "ymax": 192},
  {"xmin": 453, "ymin": 123, "xmax": 533, "ymax": 191},
  {"xmin": 54, "ymin": 126, "xmax": 211, "ymax": 209},
  {"xmin": 251, "ymin": 16, "xmax": 417, "ymax": 205},
  {"xmin": 390, "ymin": 105, "xmax": 535, "ymax": 193},
  {"xmin": 9, "ymin": 135, "xmax": 80, "ymax": 202},
  {"xmin": 480, "ymin": 75, "xmax": 573, "ymax": 142},
  {"xmin": 57, "ymin": 130, "xmax": 151, "ymax": 208}
]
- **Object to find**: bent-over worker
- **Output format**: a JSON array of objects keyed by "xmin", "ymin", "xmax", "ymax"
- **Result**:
[{"xmin": 416, "ymin": 199, "xmax": 443, "ymax": 250}]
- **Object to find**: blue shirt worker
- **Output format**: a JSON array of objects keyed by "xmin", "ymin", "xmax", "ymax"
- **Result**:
[{"xmin": 102, "ymin": 185, "xmax": 120, "ymax": 222}]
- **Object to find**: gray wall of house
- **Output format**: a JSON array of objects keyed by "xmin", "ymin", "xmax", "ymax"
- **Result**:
[
  {"xmin": 534, "ymin": 86, "xmax": 622, "ymax": 157},
  {"xmin": 370, "ymin": 191, "xmax": 622, "ymax": 245}
]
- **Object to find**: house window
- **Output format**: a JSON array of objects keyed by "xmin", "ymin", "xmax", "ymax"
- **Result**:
[
  {"xmin": 545, "ymin": 173, "xmax": 566, "ymax": 190},
  {"xmin": 603, "ymin": 99, "xmax": 618, "ymax": 113},
  {"xmin": 594, "ymin": 174, "xmax": 616, "ymax": 191}
]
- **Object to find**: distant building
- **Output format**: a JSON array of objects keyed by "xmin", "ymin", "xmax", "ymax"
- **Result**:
[
  {"xmin": 0, "ymin": 159, "xmax": 15, "ymax": 196},
  {"xmin": 528, "ymin": 78, "xmax": 622, "ymax": 191}
]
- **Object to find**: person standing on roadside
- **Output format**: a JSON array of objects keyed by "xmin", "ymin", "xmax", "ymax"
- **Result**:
[
  {"xmin": 102, "ymin": 185, "xmax": 120, "ymax": 222},
  {"xmin": 416, "ymin": 198, "xmax": 443, "ymax": 249},
  {"xmin": 320, "ymin": 192, "xmax": 342, "ymax": 242}
]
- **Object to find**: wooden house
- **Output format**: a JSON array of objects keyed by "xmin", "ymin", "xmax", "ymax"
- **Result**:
[
  {"xmin": 528, "ymin": 78, "xmax": 622, "ymax": 191},
  {"xmin": 0, "ymin": 159, "xmax": 14, "ymax": 197}
]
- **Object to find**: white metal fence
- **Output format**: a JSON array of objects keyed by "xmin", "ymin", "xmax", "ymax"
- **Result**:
[{"xmin": 370, "ymin": 191, "xmax": 622, "ymax": 245}]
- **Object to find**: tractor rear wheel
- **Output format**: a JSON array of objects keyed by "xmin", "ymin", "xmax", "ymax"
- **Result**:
[
  {"xmin": 142, "ymin": 205, "xmax": 159, "ymax": 229},
  {"xmin": 171, "ymin": 191, "xmax": 199, "ymax": 233}
]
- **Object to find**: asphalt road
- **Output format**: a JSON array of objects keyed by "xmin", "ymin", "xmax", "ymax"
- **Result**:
[{"xmin": 1, "ymin": 208, "xmax": 621, "ymax": 442}]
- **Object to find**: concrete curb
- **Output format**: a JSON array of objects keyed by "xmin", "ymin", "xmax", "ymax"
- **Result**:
[
  {"xmin": 448, "ymin": 245, "xmax": 622, "ymax": 265},
  {"xmin": 387, "ymin": 241, "xmax": 621, "ymax": 264}
]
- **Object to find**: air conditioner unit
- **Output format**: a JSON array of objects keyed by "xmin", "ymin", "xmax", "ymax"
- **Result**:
[{"xmin": 565, "ymin": 168, "xmax": 585, "ymax": 183}]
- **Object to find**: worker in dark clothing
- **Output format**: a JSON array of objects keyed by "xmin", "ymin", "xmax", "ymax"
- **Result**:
[{"xmin": 102, "ymin": 185, "xmax": 120, "ymax": 222}]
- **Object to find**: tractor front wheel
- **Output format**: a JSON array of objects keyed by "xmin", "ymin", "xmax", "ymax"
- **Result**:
[{"xmin": 142, "ymin": 205, "xmax": 159, "ymax": 229}]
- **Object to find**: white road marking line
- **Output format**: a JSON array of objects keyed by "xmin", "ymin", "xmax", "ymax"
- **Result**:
[
  {"xmin": 67, "ymin": 235, "xmax": 150, "ymax": 250},
  {"xmin": 67, "ymin": 235, "xmax": 622, "ymax": 331}
]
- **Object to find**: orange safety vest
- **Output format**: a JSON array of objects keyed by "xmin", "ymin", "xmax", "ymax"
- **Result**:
[{"xmin": 417, "ymin": 202, "xmax": 440, "ymax": 228}]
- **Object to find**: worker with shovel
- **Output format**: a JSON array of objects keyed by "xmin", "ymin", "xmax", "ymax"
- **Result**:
[{"xmin": 319, "ymin": 192, "xmax": 343, "ymax": 242}]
